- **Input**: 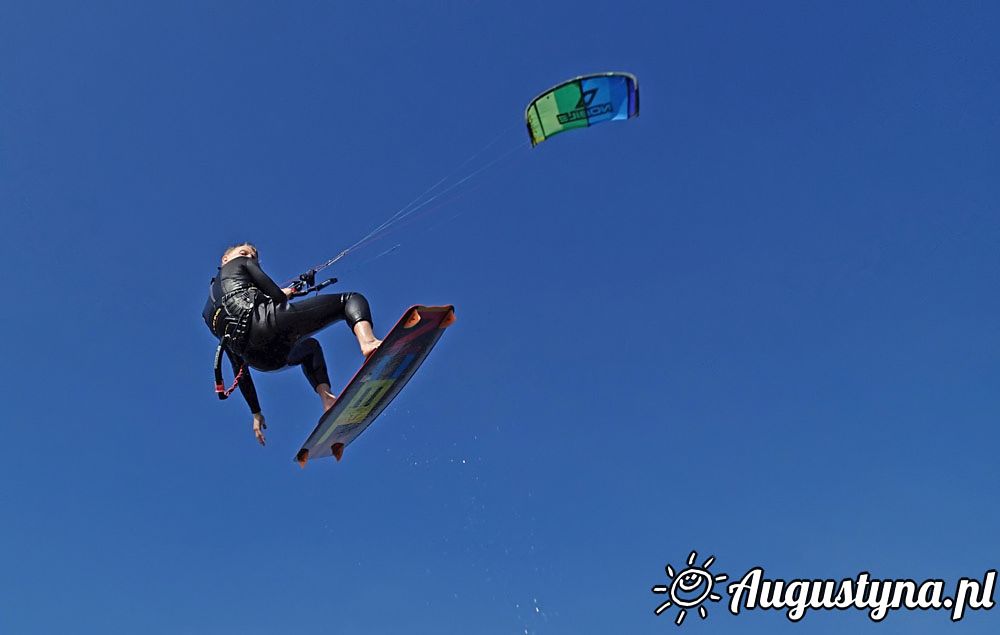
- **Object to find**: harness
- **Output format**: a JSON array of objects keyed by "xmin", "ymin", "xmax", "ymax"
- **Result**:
[{"xmin": 209, "ymin": 287, "xmax": 256, "ymax": 400}]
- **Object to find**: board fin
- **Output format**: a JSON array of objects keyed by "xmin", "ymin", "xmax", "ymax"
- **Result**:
[
  {"xmin": 295, "ymin": 449, "xmax": 310, "ymax": 468},
  {"xmin": 403, "ymin": 311, "xmax": 422, "ymax": 328},
  {"xmin": 331, "ymin": 443, "xmax": 345, "ymax": 461},
  {"xmin": 440, "ymin": 309, "xmax": 456, "ymax": 328}
]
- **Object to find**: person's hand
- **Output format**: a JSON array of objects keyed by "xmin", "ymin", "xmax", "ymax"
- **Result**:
[
  {"xmin": 282, "ymin": 287, "xmax": 296, "ymax": 299},
  {"xmin": 252, "ymin": 413, "xmax": 267, "ymax": 446}
]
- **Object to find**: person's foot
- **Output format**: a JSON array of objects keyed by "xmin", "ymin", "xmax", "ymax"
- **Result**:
[
  {"xmin": 320, "ymin": 390, "xmax": 337, "ymax": 412},
  {"xmin": 360, "ymin": 338, "xmax": 382, "ymax": 358}
]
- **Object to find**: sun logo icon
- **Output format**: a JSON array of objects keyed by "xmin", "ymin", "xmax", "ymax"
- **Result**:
[{"xmin": 651, "ymin": 550, "xmax": 728, "ymax": 626}]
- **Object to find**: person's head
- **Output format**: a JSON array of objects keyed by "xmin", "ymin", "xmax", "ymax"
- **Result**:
[{"xmin": 221, "ymin": 242, "xmax": 259, "ymax": 266}]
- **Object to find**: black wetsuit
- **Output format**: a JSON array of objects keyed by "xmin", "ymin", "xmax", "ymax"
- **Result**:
[{"xmin": 202, "ymin": 256, "xmax": 372, "ymax": 414}]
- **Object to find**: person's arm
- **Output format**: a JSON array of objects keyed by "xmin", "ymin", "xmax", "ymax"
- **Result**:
[
  {"xmin": 228, "ymin": 350, "xmax": 261, "ymax": 414},
  {"xmin": 244, "ymin": 257, "xmax": 288, "ymax": 303},
  {"xmin": 228, "ymin": 350, "xmax": 267, "ymax": 446}
]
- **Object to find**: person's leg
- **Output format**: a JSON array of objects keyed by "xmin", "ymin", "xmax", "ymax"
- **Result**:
[
  {"xmin": 275, "ymin": 292, "xmax": 381, "ymax": 357},
  {"xmin": 353, "ymin": 320, "xmax": 381, "ymax": 357},
  {"xmin": 287, "ymin": 337, "xmax": 337, "ymax": 411},
  {"xmin": 341, "ymin": 292, "xmax": 382, "ymax": 356}
]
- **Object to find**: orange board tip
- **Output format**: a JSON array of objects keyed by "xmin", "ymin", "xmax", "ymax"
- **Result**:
[{"xmin": 332, "ymin": 443, "xmax": 345, "ymax": 461}]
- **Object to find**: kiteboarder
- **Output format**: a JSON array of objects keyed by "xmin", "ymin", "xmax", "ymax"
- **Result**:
[{"xmin": 203, "ymin": 243, "xmax": 382, "ymax": 446}]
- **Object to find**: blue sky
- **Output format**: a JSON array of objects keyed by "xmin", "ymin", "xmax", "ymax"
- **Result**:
[{"xmin": 1, "ymin": 1, "xmax": 998, "ymax": 633}]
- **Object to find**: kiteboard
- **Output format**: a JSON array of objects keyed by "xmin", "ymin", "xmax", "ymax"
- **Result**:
[{"xmin": 295, "ymin": 305, "xmax": 455, "ymax": 467}]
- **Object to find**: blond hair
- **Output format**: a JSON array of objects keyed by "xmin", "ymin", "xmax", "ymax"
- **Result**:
[{"xmin": 221, "ymin": 242, "xmax": 259, "ymax": 265}]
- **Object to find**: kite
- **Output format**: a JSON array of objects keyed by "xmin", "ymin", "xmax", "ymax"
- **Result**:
[{"xmin": 525, "ymin": 72, "xmax": 639, "ymax": 146}]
